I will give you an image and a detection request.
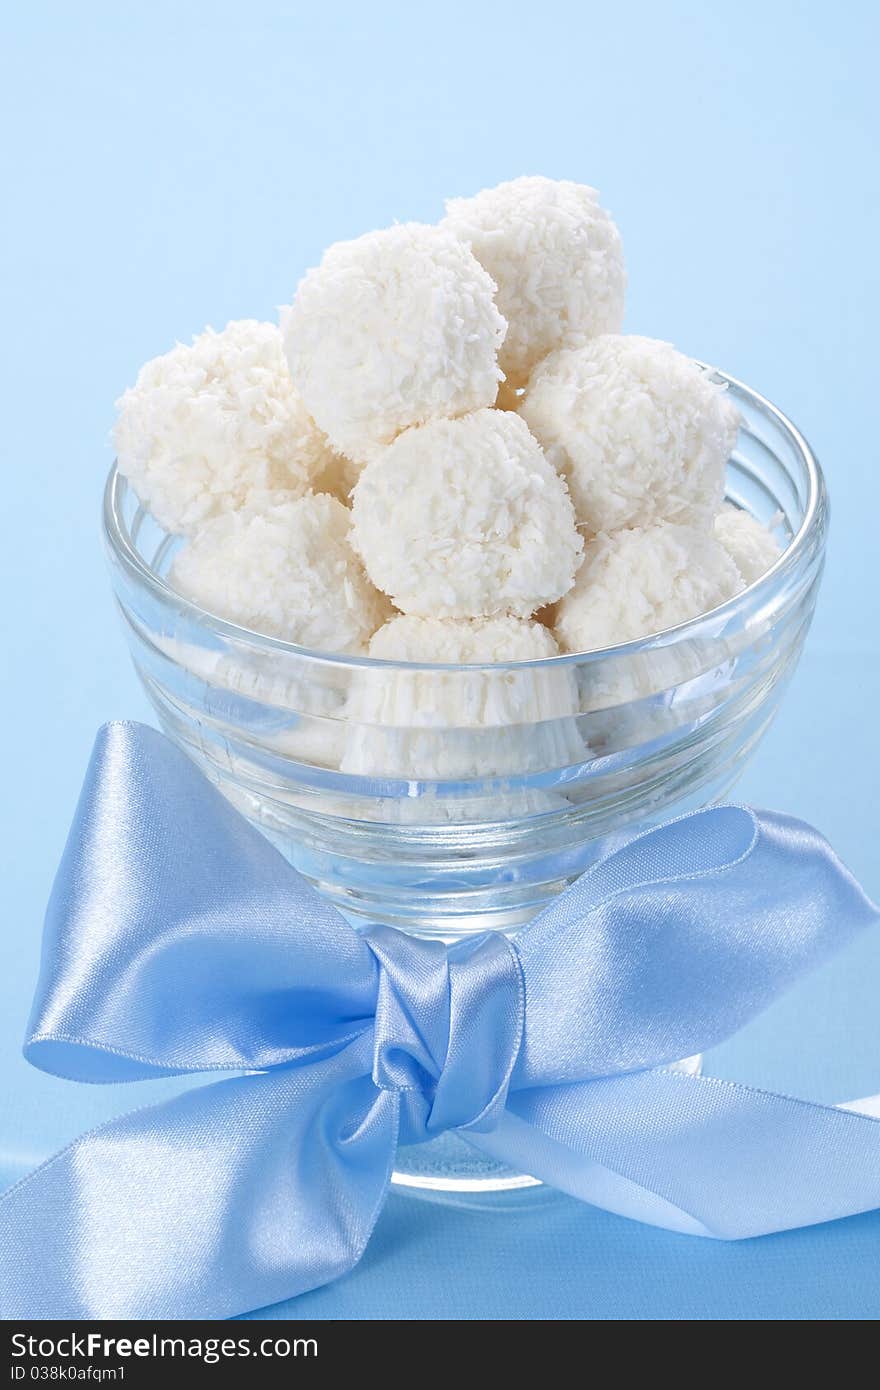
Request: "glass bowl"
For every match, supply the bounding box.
[103,365,826,1195]
[103,366,826,942]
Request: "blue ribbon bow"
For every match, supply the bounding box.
[1,721,879,1320]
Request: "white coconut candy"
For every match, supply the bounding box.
[367,613,560,664]
[520,335,740,534]
[170,492,391,652]
[442,176,626,388]
[341,614,586,781]
[350,409,583,619]
[150,635,348,770]
[555,521,745,654]
[114,319,340,535]
[281,223,506,464]
[714,502,782,585]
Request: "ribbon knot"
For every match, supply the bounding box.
[1,722,878,1322]
[364,925,524,1141]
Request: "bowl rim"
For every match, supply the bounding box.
[102,364,827,674]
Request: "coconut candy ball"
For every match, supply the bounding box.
[367,613,559,663]
[555,521,744,654]
[442,176,626,388]
[715,502,782,585]
[520,335,740,535]
[150,634,349,770]
[350,409,583,619]
[342,615,585,779]
[281,223,506,464]
[171,492,391,652]
[113,320,341,535]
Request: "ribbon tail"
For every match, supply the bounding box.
[469,1068,880,1239]
[0,1039,397,1320]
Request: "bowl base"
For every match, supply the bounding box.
[391,1052,702,1199]
[391,1131,541,1196]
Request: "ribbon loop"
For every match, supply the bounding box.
[364,925,524,1141]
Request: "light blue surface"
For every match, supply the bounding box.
[1,0,879,1320]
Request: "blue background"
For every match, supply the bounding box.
[2,0,879,1320]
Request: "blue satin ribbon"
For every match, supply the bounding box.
[1,721,878,1320]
